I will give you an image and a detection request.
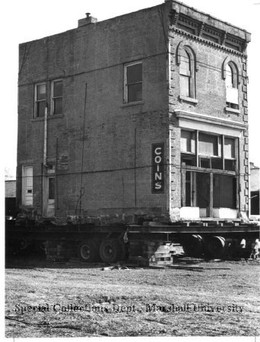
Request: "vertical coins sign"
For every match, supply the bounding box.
[152,143,164,193]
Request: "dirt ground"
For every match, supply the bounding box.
[5,257,260,338]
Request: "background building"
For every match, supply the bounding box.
[17,0,251,223]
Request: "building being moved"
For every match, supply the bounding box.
[17,0,251,223]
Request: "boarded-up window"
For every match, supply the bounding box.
[199,133,219,157]
[224,137,236,171]
[224,138,235,159]
[22,166,33,206]
[226,87,238,105]
[226,63,238,106]
[181,130,195,153]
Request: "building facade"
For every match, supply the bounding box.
[17,0,251,223]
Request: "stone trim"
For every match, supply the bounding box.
[169,6,249,54]
[174,110,247,131]
[225,107,240,115]
[170,28,246,57]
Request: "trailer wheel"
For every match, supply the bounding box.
[99,239,123,263]
[78,240,99,262]
[206,236,225,259]
[182,235,204,257]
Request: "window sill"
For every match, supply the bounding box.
[225,107,240,115]
[121,101,144,108]
[181,152,195,155]
[179,96,198,105]
[31,114,64,122]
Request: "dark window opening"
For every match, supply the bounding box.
[185,171,191,206]
[226,102,239,110]
[199,157,223,170]
[251,191,260,215]
[182,172,237,213]
[35,83,46,117]
[213,175,236,209]
[196,173,210,210]
[211,158,223,170]
[181,154,196,166]
[48,178,55,200]
[125,63,142,103]
[225,159,236,171]
[199,157,211,169]
[52,80,63,115]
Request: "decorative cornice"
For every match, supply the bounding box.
[169,28,246,57]
[169,9,249,55]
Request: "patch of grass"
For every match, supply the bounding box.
[5,261,260,337]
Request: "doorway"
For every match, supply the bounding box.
[43,176,55,217]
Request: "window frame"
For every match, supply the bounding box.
[177,45,197,101]
[34,82,47,118]
[22,165,33,206]
[180,130,237,172]
[198,133,220,158]
[51,79,63,115]
[222,59,240,112]
[180,50,192,98]
[124,61,143,104]
[181,130,196,154]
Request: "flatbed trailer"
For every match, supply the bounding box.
[6,219,260,262]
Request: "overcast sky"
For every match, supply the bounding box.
[1,0,260,179]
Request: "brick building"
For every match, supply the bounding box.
[17,0,251,223]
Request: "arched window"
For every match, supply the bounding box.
[226,63,238,89]
[222,59,239,110]
[177,45,196,99]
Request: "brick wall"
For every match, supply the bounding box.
[17,4,170,222]
[17,1,251,222]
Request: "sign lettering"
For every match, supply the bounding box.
[152,143,164,193]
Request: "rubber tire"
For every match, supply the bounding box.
[78,240,99,262]
[99,239,123,263]
[182,235,204,257]
[205,236,225,259]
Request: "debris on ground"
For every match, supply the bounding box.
[101,265,129,271]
